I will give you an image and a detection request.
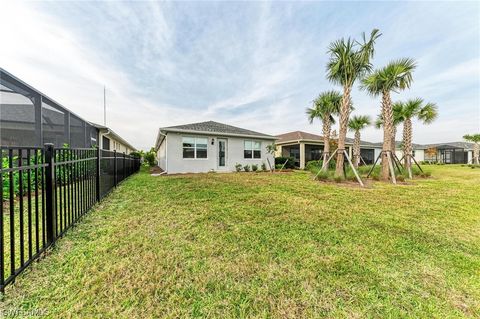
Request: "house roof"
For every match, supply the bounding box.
[276,131,470,151]
[367,141,427,150]
[275,131,376,147]
[90,122,137,151]
[422,142,474,150]
[156,121,276,149]
[161,121,275,137]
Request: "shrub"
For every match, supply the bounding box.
[243,165,250,172]
[251,164,258,172]
[261,162,267,171]
[235,163,242,172]
[274,157,296,169]
[315,170,330,181]
[396,175,405,182]
[305,160,321,171]
[307,159,336,171]
[144,148,157,167]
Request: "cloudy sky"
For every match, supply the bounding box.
[1,1,479,150]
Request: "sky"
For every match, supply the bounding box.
[1,1,479,150]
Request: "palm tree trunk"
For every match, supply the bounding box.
[353,130,360,168]
[335,86,351,177]
[403,118,413,172]
[322,116,331,167]
[474,142,479,165]
[391,125,397,159]
[381,90,393,180]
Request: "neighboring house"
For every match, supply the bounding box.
[155,121,276,174]
[374,141,426,164]
[275,131,432,168]
[275,131,383,169]
[422,142,474,164]
[91,123,137,154]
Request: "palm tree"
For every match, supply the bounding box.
[361,58,416,181]
[348,115,371,168]
[326,29,381,177]
[396,98,438,174]
[306,90,342,167]
[374,101,404,154]
[463,133,480,164]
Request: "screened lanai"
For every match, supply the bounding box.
[0,68,98,148]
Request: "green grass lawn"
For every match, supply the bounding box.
[3,165,480,318]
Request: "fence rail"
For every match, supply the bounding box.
[0,144,140,292]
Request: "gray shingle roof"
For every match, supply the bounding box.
[422,142,475,150]
[161,121,275,139]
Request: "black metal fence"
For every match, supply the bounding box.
[0,144,140,292]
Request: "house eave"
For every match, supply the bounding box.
[159,128,277,141]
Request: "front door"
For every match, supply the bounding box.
[218,139,227,168]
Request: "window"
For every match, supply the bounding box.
[102,136,110,150]
[183,137,208,159]
[244,140,261,159]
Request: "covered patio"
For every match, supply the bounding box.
[276,131,355,169]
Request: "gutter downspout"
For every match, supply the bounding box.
[98,128,111,150]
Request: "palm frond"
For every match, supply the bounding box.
[348,114,371,131]
[326,29,381,88]
[307,90,343,124]
[418,102,438,124]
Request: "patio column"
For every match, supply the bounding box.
[300,142,306,169]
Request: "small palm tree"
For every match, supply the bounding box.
[374,101,404,153]
[348,115,371,168]
[326,29,381,177]
[361,58,416,181]
[396,98,438,174]
[306,91,342,167]
[463,133,480,164]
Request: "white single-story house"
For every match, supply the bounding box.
[91,123,137,154]
[155,121,276,174]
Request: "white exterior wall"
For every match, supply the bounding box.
[413,149,425,162]
[99,133,133,154]
[394,149,425,163]
[158,138,167,171]
[162,132,275,174]
[374,148,382,162]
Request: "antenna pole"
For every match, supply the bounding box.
[103,86,106,126]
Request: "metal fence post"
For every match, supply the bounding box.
[113,150,117,187]
[123,152,126,180]
[96,147,101,202]
[44,143,56,244]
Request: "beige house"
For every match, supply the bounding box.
[91,123,137,154]
[275,131,382,169]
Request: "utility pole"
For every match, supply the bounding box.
[103,86,106,126]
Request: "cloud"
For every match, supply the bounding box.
[1,1,479,150]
